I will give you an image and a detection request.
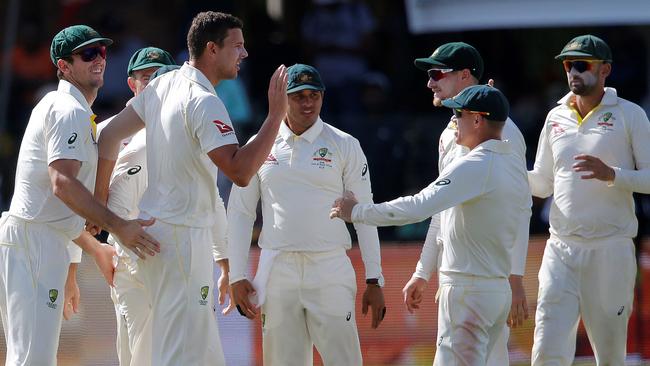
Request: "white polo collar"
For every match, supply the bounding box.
[557,86,618,107]
[180,62,216,95]
[279,117,324,143]
[58,80,92,112]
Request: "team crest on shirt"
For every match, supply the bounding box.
[213,120,234,136]
[312,147,333,168]
[264,153,279,165]
[47,289,59,309]
[596,112,615,131]
[199,286,209,305]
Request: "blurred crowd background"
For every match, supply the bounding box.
[2,0,650,364]
[1,0,650,241]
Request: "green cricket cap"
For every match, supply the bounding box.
[127,47,176,76]
[414,42,484,80]
[286,64,325,94]
[50,25,113,65]
[442,84,509,122]
[555,34,612,62]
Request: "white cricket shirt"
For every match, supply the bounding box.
[529,87,650,240]
[227,118,382,283]
[130,63,238,227]
[353,139,530,278]
[8,80,98,240]
[105,129,228,260]
[415,117,532,279]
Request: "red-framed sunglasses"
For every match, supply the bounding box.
[453,108,490,118]
[562,59,603,73]
[427,68,454,81]
[72,45,107,62]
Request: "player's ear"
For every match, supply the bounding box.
[127,77,137,94]
[57,58,70,74]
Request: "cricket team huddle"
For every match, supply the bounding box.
[0,8,648,366]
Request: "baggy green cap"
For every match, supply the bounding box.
[286,64,326,94]
[50,25,113,65]
[555,34,612,62]
[442,85,509,122]
[414,42,484,80]
[127,47,176,76]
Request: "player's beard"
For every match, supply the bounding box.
[569,71,598,96]
[433,96,443,107]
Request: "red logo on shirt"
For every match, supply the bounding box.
[550,122,565,137]
[264,153,279,165]
[213,120,233,134]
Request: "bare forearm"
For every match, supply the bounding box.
[72,231,102,257]
[95,157,116,205]
[216,258,229,273]
[53,173,123,232]
[68,263,78,279]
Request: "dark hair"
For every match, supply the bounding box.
[187,11,243,60]
[56,56,73,80]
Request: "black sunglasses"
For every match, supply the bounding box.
[427,68,454,81]
[72,45,107,62]
[562,59,603,73]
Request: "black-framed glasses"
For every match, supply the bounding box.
[427,68,454,81]
[562,59,603,73]
[72,45,107,62]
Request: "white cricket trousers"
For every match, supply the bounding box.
[0,214,70,366]
[261,249,362,366]
[486,325,509,366]
[133,219,225,366]
[532,236,636,366]
[110,249,150,366]
[434,272,511,366]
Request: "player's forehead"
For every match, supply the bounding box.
[132,67,158,79]
[223,28,244,45]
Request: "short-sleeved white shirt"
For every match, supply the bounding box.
[8,80,98,240]
[130,62,238,227]
[106,130,147,221]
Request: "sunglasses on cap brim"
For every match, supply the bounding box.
[427,68,454,81]
[71,45,107,62]
[562,59,603,73]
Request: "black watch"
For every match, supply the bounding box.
[366,276,385,287]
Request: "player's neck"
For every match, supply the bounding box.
[67,78,98,106]
[573,89,605,118]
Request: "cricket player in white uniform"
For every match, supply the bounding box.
[228,64,386,366]
[0,25,159,366]
[97,47,176,366]
[529,34,650,366]
[96,12,288,366]
[402,42,532,365]
[332,85,530,366]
